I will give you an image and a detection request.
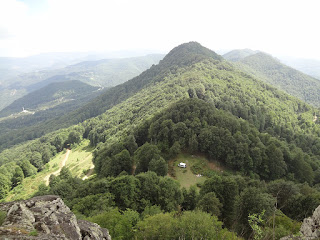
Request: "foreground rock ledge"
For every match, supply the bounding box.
[0,195,111,240]
[281,205,320,240]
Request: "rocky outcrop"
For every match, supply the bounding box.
[281,205,320,240]
[0,195,111,240]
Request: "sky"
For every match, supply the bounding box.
[0,0,320,59]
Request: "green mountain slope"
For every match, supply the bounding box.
[0,43,221,150]
[0,81,104,138]
[0,80,99,118]
[1,41,319,174]
[224,50,320,107]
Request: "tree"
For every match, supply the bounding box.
[148,157,168,176]
[182,185,198,211]
[19,160,37,177]
[88,208,137,240]
[30,152,43,170]
[134,143,161,174]
[0,174,11,199]
[235,187,275,236]
[136,213,179,240]
[124,135,138,155]
[197,192,222,216]
[11,166,24,187]
[158,177,183,212]
[110,175,140,210]
[67,131,82,145]
[111,149,133,176]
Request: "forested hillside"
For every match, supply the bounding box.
[0,54,163,111]
[0,80,99,118]
[1,42,320,239]
[224,51,320,107]
[0,81,104,138]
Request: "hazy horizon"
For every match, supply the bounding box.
[1,0,320,60]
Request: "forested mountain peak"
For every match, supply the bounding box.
[223,48,260,61]
[160,41,223,67]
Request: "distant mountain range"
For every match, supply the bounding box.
[279,56,320,80]
[0,54,164,111]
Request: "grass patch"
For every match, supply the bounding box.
[169,153,227,189]
[66,140,94,178]
[29,229,38,236]
[170,153,208,189]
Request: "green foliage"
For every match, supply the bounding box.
[148,157,168,176]
[141,205,163,218]
[181,185,198,211]
[248,210,265,240]
[136,211,241,240]
[197,192,223,216]
[134,143,161,174]
[11,166,24,188]
[88,208,139,240]
[0,210,6,226]
[28,229,38,236]
[0,174,11,199]
[235,187,275,236]
[263,210,301,240]
[71,193,115,217]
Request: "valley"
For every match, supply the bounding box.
[1,42,320,239]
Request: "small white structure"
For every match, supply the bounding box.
[178,162,186,168]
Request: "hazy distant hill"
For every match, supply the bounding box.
[224,50,320,107]
[25,54,165,92]
[0,80,103,137]
[279,56,320,80]
[0,80,99,118]
[0,54,164,111]
[222,49,259,62]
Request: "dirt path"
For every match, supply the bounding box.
[44,149,71,186]
[82,164,95,180]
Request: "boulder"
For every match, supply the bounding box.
[0,195,111,240]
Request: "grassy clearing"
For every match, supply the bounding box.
[66,140,94,178]
[4,140,94,201]
[169,153,213,189]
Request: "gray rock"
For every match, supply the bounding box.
[281,205,320,240]
[0,195,111,240]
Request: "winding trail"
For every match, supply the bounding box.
[82,164,95,180]
[44,149,71,186]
